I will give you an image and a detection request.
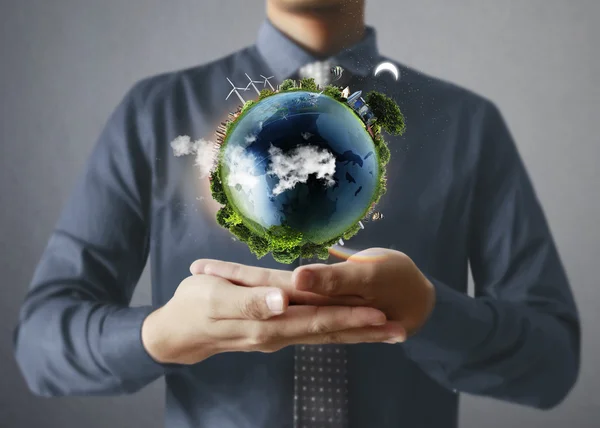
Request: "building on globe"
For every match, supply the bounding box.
[346,91,377,126]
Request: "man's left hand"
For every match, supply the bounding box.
[292,248,436,338]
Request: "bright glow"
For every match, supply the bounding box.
[373,62,400,80]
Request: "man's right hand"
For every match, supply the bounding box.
[141,273,405,365]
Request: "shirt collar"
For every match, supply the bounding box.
[255,18,380,82]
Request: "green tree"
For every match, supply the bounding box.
[365,91,406,136]
[300,243,321,258]
[216,206,233,228]
[272,247,302,264]
[279,79,296,91]
[240,99,256,114]
[258,89,275,100]
[210,173,228,205]
[299,77,318,92]
[323,85,342,101]
[248,235,270,258]
[377,142,391,166]
[314,246,330,260]
[267,225,304,252]
[230,223,252,242]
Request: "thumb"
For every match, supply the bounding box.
[234,286,289,320]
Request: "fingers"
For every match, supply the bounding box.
[191,259,293,290]
[199,276,289,320]
[190,259,364,306]
[287,323,406,347]
[292,260,377,297]
[215,305,406,351]
[214,304,390,344]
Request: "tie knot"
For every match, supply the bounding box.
[298,61,334,87]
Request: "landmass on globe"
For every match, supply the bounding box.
[202,76,404,264]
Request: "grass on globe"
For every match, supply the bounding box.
[210,77,405,264]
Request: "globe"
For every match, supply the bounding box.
[219,90,380,245]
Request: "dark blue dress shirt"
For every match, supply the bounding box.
[13,19,580,428]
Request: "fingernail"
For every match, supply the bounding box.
[190,261,201,274]
[384,337,404,344]
[371,320,387,326]
[266,291,284,314]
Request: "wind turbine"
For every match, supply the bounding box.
[244,73,263,95]
[225,77,247,105]
[260,75,275,91]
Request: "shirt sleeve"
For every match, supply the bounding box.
[402,100,581,410]
[13,80,167,396]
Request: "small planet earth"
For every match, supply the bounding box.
[220,90,380,244]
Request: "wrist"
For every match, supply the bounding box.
[411,274,436,335]
[141,307,173,364]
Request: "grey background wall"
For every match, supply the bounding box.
[1,0,598,427]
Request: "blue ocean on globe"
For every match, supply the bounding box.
[220,90,380,244]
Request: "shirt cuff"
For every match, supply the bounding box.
[402,276,495,362]
[101,306,167,388]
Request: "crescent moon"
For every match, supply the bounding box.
[373,62,400,80]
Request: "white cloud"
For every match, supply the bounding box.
[193,140,219,178]
[267,144,336,196]
[170,135,196,156]
[170,135,219,178]
[225,145,260,190]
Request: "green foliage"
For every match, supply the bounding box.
[210,174,228,205]
[266,225,304,252]
[365,91,406,136]
[315,246,330,260]
[230,223,252,242]
[299,77,318,91]
[371,123,382,136]
[279,79,297,91]
[216,206,232,227]
[324,237,341,247]
[248,235,270,258]
[377,141,391,166]
[323,85,342,100]
[272,247,302,264]
[225,120,236,135]
[300,243,321,258]
[377,174,388,200]
[342,222,361,240]
[240,100,256,114]
[224,209,243,227]
[258,89,275,100]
